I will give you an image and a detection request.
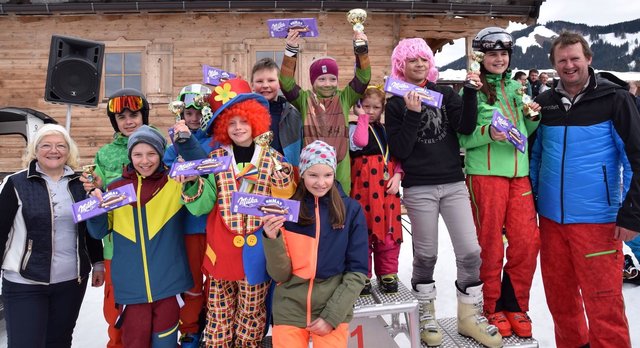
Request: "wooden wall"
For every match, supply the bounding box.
[0,11,511,172]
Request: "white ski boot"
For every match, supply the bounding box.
[413,282,443,347]
[456,282,503,348]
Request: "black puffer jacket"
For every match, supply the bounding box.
[0,160,103,283]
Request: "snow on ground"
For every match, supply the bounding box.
[1,216,639,347]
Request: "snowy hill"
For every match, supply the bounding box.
[441,18,640,71]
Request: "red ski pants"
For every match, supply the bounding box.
[539,217,631,348]
[368,233,401,278]
[467,175,540,313]
[120,296,180,348]
[103,260,123,348]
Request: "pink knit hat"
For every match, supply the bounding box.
[309,57,339,85]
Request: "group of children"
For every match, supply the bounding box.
[81,25,543,348]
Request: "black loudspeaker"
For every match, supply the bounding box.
[44,35,105,107]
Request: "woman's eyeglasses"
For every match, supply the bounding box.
[39,143,68,152]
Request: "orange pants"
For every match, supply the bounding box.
[539,217,631,348]
[272,323,349,348]
[104,260,123,348]
[467,175,540,313]
[180,234,208,335]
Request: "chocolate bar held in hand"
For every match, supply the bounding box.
[231,192,300,223]
[169,156,232,178]
[384,77,443,109]
[72,183,137,223]
[491,110,526,153]
[267,18,319,38]
[202,65,236,86]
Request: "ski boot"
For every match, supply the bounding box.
[485,311,512,337]
[504,311,532,338]
[413,282,443,347]
[456,281,503,348]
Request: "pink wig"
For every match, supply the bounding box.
[391,38,439,82]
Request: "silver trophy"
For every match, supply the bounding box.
[168,101,190,144]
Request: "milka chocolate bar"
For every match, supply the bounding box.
[267,18,319,38]
[72,183,136,223]
[491,110,526,153]
[169,156,232,178]
[231,192,300,223]
[384,77,443,109]
[202,65,236,86]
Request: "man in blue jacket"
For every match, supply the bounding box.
[531,31,640,348]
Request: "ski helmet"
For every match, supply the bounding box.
[472,27,513,53]
[106,88,149,133]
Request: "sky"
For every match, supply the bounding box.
[436,0,640,67]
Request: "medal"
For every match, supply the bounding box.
[233,235,245,248]
[369,124,391,181]
[246,234,258,247]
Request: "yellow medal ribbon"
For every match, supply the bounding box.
[368,123,390,180]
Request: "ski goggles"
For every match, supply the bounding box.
[107,95,144,114]
[477,32,513,50]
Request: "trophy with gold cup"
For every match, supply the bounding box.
[168,100,191,144]
[82,164,97,186]
[254,131,291,175]
[464,51,485,89]
[519,88,540,120]
[347,8,368,54]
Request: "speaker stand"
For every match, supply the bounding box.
[65,104,72,131]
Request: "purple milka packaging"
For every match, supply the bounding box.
[202,65,236,86]
[167,127,175,145]
[72,183,136,223]
[383,77,443,109]
[267,18,319,38]
[231,192,300,223]
[491,110,526,153]
[169,156,232,178]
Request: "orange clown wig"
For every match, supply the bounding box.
[212,99,271,146]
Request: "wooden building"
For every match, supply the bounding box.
[0,0,544,172]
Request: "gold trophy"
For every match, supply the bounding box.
[254,131,290,174]
[82,164,97,185]
[347,8,368,54]
[168,100,190,144]
[192,94,210,109]
[464,51,485,89]
[516,87,539,119]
